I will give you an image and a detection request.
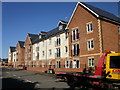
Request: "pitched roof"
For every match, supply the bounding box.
[58,20,68,26]
[81,2,120,23]
[10,46,16,52]
[67,2,120,28]
[33,25,68,44]
[28,33,39,43]
[18,41,25,48]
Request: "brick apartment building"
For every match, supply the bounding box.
[8,46,16,66]
[8,2,120,72]
[66,2,120,72]
[24,33,39,68]
[28,20,69,72]
[15,41,25,68]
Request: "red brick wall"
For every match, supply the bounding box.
[24,35,33,66]
[68,4,100,57]
[101,20,119,52]
[16,43,25,66]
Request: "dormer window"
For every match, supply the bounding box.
[39,35,42,39]
[59,25,63,30]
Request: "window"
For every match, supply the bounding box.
[72,60,80,68]
[87,23,93,32]
[36,46,39,51]
[110,56,120,69]
[65,32,68,39]
[65,60,70,68]
[65,46,68,53]
[55,36,61,46]
[28,46,31,52]
[72,28,79,41]
[72,44,79,56]
[42,62,44,67]
[55,48,60,58]
[28,54,31,60]
[87,39,94,50]
[88,58,94,67]
[49,39,52,44]
[36,62,40,67]
[59,25,63,30]
[56,61,61,68]
[42,51,44,56]
[33,62,36,67]
[29,62,32,67]
[49,49,52,55]
[36,52,39,60]
[48,61,52,65]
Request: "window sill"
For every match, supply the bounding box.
[88,66,94,67]
[72,55,80,57]
[55,44,61,47]
[72,39,79,42]
[88,48,94,51]
[87,31,93,34]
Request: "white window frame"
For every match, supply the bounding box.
[72,60,80,68]
[42,62,44,67]
[65,32,68,39]
[49,39,52,44]
[56,61,60,68]
[42,51,44,57]
[59,25,63,30]
[72,44,79,56]
[65,60,70,68]
[88,58,94,67]
[55,36,61,46]
[36,61,40,67]
[55,48,60,58]
[86,22,93,33]
[65,46,68,53]
[87,39,94,50]
[29,62,32,67]
[72,28,79,41]
[48,60,52,65]
[49,49,52,55]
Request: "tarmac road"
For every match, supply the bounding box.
[1,67,70,90]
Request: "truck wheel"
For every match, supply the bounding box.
[67,77,75,89]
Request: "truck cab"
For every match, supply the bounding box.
[106,53,120,80]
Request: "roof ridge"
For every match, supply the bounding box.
[82,2,118,17]
[80,2,120,23]
[28,33,39,36]
[18,40,25,42]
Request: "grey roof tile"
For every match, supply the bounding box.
[10,47,16,52]
[18,41,25,48]
[28,33,39,43]
[33,27,67,44]
[82,2,120,23]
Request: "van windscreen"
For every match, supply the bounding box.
[110,56,120,69]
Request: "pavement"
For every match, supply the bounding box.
[1,67,70,90]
